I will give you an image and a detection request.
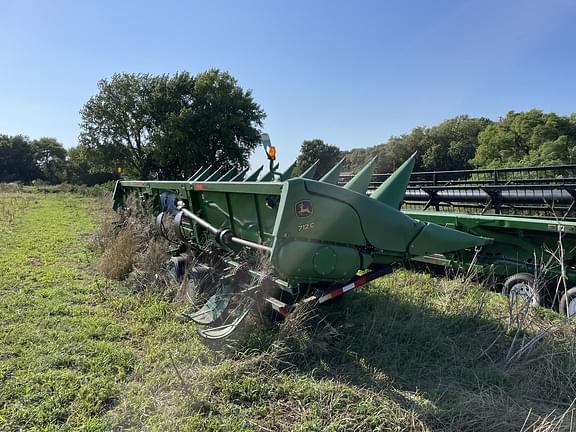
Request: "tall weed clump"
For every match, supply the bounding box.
[94,199,176,296]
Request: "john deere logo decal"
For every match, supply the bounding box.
[295,200,313,217]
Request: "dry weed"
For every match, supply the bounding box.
[98,226,139,280]
[274,302,340,364]
[0,195,23,225]
[97,196,174,292]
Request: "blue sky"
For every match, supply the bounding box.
[1,0,576,170]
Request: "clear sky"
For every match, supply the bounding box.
[1,0,576,170]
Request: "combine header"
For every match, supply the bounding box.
[340,164,576,316]
[112,136,489,338]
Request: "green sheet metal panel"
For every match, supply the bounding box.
[269,177,489,282]
[254,194,280,244]
[227,193,265,243]
[191,181,282,195]
[200,191,231,232]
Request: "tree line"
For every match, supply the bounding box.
[1,69,265,184]
[0,135,118,184]
[294,110,576,177]
[3,66,576,185]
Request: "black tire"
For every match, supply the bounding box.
[502,272,541,306]
[559,287,576,317]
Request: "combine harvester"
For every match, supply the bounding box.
[112,135,490,339]
[339,162,576,316]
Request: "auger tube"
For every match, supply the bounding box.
[179,208,272,253]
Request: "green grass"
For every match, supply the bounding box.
[0,192,575,431]
[0,193,208,430]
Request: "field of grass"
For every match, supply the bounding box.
[0,191,575,431]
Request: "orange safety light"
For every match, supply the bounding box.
[266,145,277,161]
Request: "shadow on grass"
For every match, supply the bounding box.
[318,288,508,392]
[294,289,508,422]
[234,273,576,429]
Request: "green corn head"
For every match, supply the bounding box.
[113,146,490,338]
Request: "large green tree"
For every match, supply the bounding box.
[293,139,342,178]
[471,110,576,168]
[79,69,266,179]
[79,73,156,177]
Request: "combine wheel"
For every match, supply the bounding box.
[559,287,576,318]
[502,273,541,306]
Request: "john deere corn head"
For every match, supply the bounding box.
[112,138,489,339]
